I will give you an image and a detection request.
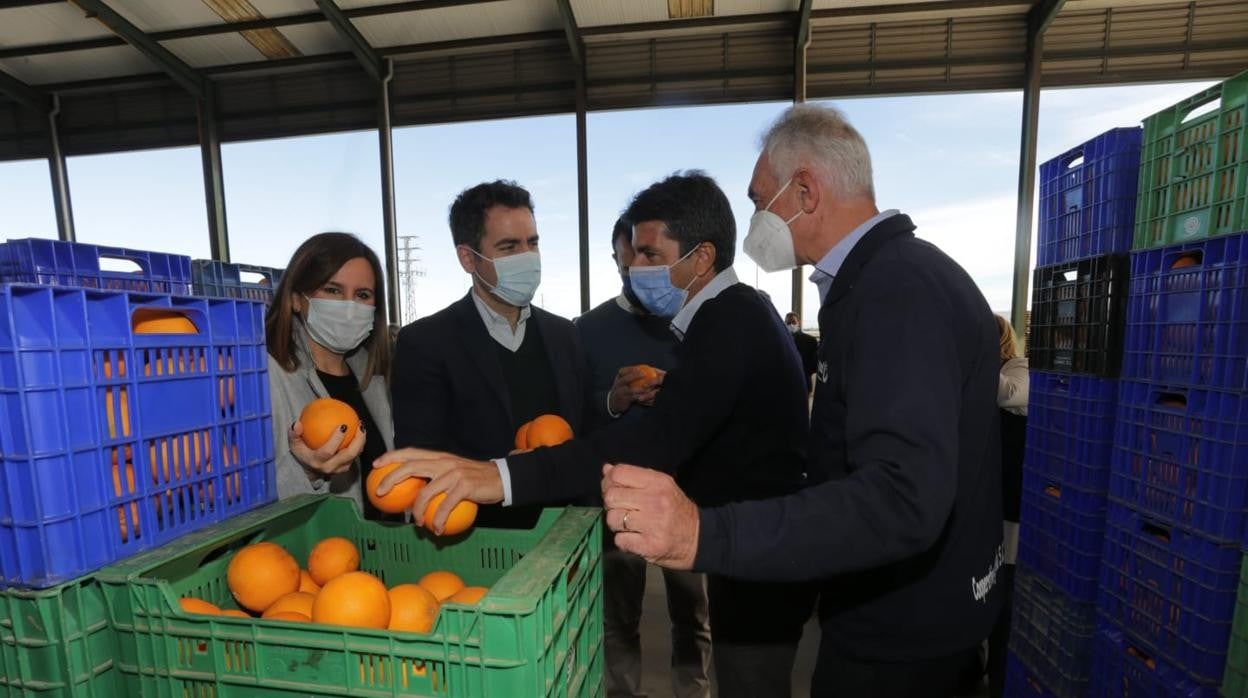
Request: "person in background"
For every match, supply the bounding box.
[785,311,819,394]
[988,314,1028,698]
[265,232,395,520]
[597,104,1003,697]
[389,180,587,527]
[577,216,712,698]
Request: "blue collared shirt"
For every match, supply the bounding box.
[809,209,900,303]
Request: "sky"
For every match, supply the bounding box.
[0,80,1216,328]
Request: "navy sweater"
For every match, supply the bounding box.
[694,214,1004,662]
[574,296,679,433]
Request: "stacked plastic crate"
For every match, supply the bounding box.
[191,259,284,304]
[1091,71,1248,697]
[1008,126,1141,698]
[0,239,276,696]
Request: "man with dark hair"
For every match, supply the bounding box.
[376,171,815,697]
[784,312,819,394]
[576,216,711,698]
[389,180,587,527]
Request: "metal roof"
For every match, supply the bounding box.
[0,0,1246,162]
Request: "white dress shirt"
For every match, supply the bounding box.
[471,287,531,352]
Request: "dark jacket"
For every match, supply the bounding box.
[694,213,1005,662]
[391,292,588,459]
[507,282,810,510]
[792,329,819,392]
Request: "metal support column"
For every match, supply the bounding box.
[791,0,813,321]
[198,87,229,262]
[1011,0,1065,339]
[378,60,401,327]
[576,67,590,313]
[47,94,74,241]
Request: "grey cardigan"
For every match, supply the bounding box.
[267,324,395,504]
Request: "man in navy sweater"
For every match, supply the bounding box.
[377,172,815,697]
[577,216,711,698]
[598,104,1004,697]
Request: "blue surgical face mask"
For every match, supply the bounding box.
[627,247,699,318]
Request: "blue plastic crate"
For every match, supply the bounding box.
[1097,502,1240,684]
[1009,565,1097,697]
[191,260,283,303]
[0,239,192,295]
[1024,372,1117,491]
[1017,471,1108,603]
[1121,233,1248,391]
[1109,381,1248,544]
[0,285,276,589]
[1038,127,1143,267]
[1007,652,1057,697]
[1029,254,1130,377]
[1091,621,1216,697]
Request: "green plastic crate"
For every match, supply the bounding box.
[1223,553,1248,697]
[95,494,603,698]
[1135,69,1248,249]
[0,575,123,696]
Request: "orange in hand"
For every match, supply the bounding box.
[299,398,359,451]
[367,462,425,514]
[514,414,573,450]
[629,364,660,389]
[423,492,478,536]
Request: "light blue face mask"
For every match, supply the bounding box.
[627,247,699,318]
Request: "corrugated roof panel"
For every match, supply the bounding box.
[717,0,801,15]
[162,33,265,68]
[1108,5,1190,47]
[587,41,654,80]
[56,84,199,156]
[874,21,952,61]
[951,16,1026,57]
[0,102,52,161]
[279,22,350,55]
[111,0,229,32]
[0,4,113,48]
[570,0,668,28]
[1192,1,1248,42]
[350,0,562,48]
[0,46,157,86]
[725,31,793,71]
[249,0,321,16]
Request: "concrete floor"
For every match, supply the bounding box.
[632,565,990,698]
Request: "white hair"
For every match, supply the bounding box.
[760,104,875,200]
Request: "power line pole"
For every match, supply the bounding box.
[396,234,425,325]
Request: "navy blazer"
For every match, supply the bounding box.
[391,292,588,460]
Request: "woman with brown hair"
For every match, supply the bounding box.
[266,232,395,519]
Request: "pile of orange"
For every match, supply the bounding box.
[365,462,478,537]
[179,536,489,635]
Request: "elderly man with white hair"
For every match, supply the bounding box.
[600,103,1005,697]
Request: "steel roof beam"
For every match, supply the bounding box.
[1028,0,1066,34]
[0,68,50,113]
[313,0,383,82]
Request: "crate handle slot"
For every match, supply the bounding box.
[1043,485,1061,500]
[1179,95,1222,125]
[130,307,202,335]
[1141,521,1171,543]
[1061,151,1085,170]
[1125,643,1157,671]
[1166,251,1203,270]
[98,254,148,275]
[239,270,274,286]
[1154,391,1187,409]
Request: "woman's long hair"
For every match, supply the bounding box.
[265,232,390,388]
